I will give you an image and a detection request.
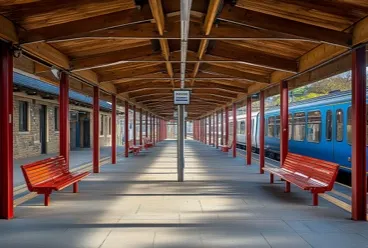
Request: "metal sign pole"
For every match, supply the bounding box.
[177,105,185,182]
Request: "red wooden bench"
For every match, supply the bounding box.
[262,153,339,206]
[143,137,153,149]
[21,156,90,206]
[128,140,141,155]
[219,138,233,152]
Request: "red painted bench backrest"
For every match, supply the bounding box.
[283,153,339,190]
[21,156,67,191]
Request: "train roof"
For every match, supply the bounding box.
[265,89,364,114]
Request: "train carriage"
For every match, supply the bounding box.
[232,90,368,173]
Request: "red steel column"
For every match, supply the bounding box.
[59,72,69,167]
[0,42,13,219]
[225,107,229,145]
[93,86,100,173]
[139,109,143,145]
[232,103,237,158]
[259,91,265,174]
[246,97,252,165]
[111,95,117,164]
[352,46,367,221]
[133,105,136,145]
[221,109,224,145]
[145,111,148,137]
[280,81,289,165]
[150,114,153,142]
[204,117,207,144]
[209,116,212,145]
[216,113,219,148]
[124,101,129,158]
[212,114,215,146]
[153,116,156,145]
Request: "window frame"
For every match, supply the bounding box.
[307,110,321,143]
[326,110,332,141]
[336,109,344,142]
[267,116,275,138]
[292,112,306,142]
[19,101,29,132]
[54,107,59,131]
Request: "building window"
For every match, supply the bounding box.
[293,112,305,141]
[100,115,104,136]
[336,109,343,142]
[19,101,29,132]
[275,115,280,138]
[54,107,59,131]
[267,116,275,137]
[108,117,112,135]
[326,110,332,141]
[288,114,292,140]
[307,111,321,143]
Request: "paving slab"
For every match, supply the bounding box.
[1,140,368,248]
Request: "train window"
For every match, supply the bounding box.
[347,107,352,144]
[288,114,292,140]
[326,110,332,141]
[275,115,280,138]
[307,111,321,143]
[264,118,268,136]
[336,109,343,142]
[293,112,305,141]
[267,116,275,137]
[239,121,245,134]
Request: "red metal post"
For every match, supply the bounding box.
[232,103,237,158]
[212,114,215,146]
[216,112,219,148]
[145,111,148,137]
[153,116,156,145]
[352,46,367,221]
[209,115,212,145]
[221,109,224,145]
[225,107,229,145]
[93,86,100,173]
[111,95,117,164]
[204,117,207,144]
[139,108,143,145]
[0,41,13,219]
[133,105,136,145]
[280,81,289,165]
[246,97,252,165]
[150,114,153,142]
[59,72,69,167]
[259,91,265,174]
[124,101,129,158]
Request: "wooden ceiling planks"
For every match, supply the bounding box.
[1,0,368,119]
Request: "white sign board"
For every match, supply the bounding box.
[174,90,190,105]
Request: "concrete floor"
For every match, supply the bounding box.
[2,140,368,248]
[13,146,124,186]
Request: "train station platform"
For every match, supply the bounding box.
[2,140,368,248]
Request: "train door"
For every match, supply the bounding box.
[332,104,350,167]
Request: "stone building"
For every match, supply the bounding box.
[13,72,126,159]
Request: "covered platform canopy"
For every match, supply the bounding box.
[0,0,368,221]
[0,0,367,118]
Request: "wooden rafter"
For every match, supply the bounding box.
[191,0,222,86]
[218,4,352,47]
[149,0,175,87]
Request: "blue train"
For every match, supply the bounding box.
[233,90,368,173]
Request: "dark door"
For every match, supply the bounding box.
[83,118,90,148]
[39,105,47,154]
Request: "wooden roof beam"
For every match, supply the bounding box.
[218,4,352,47]
[149,0,175,87]
[209,41,297,73]
[19,7,153,44]
[0,14,18,43]
[191,0,222,86]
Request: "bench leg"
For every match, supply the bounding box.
[285,181,290,193]
[73,182,79,193]
[312,193,319,206]
[270,174,274,184]
[44,193,50,206]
